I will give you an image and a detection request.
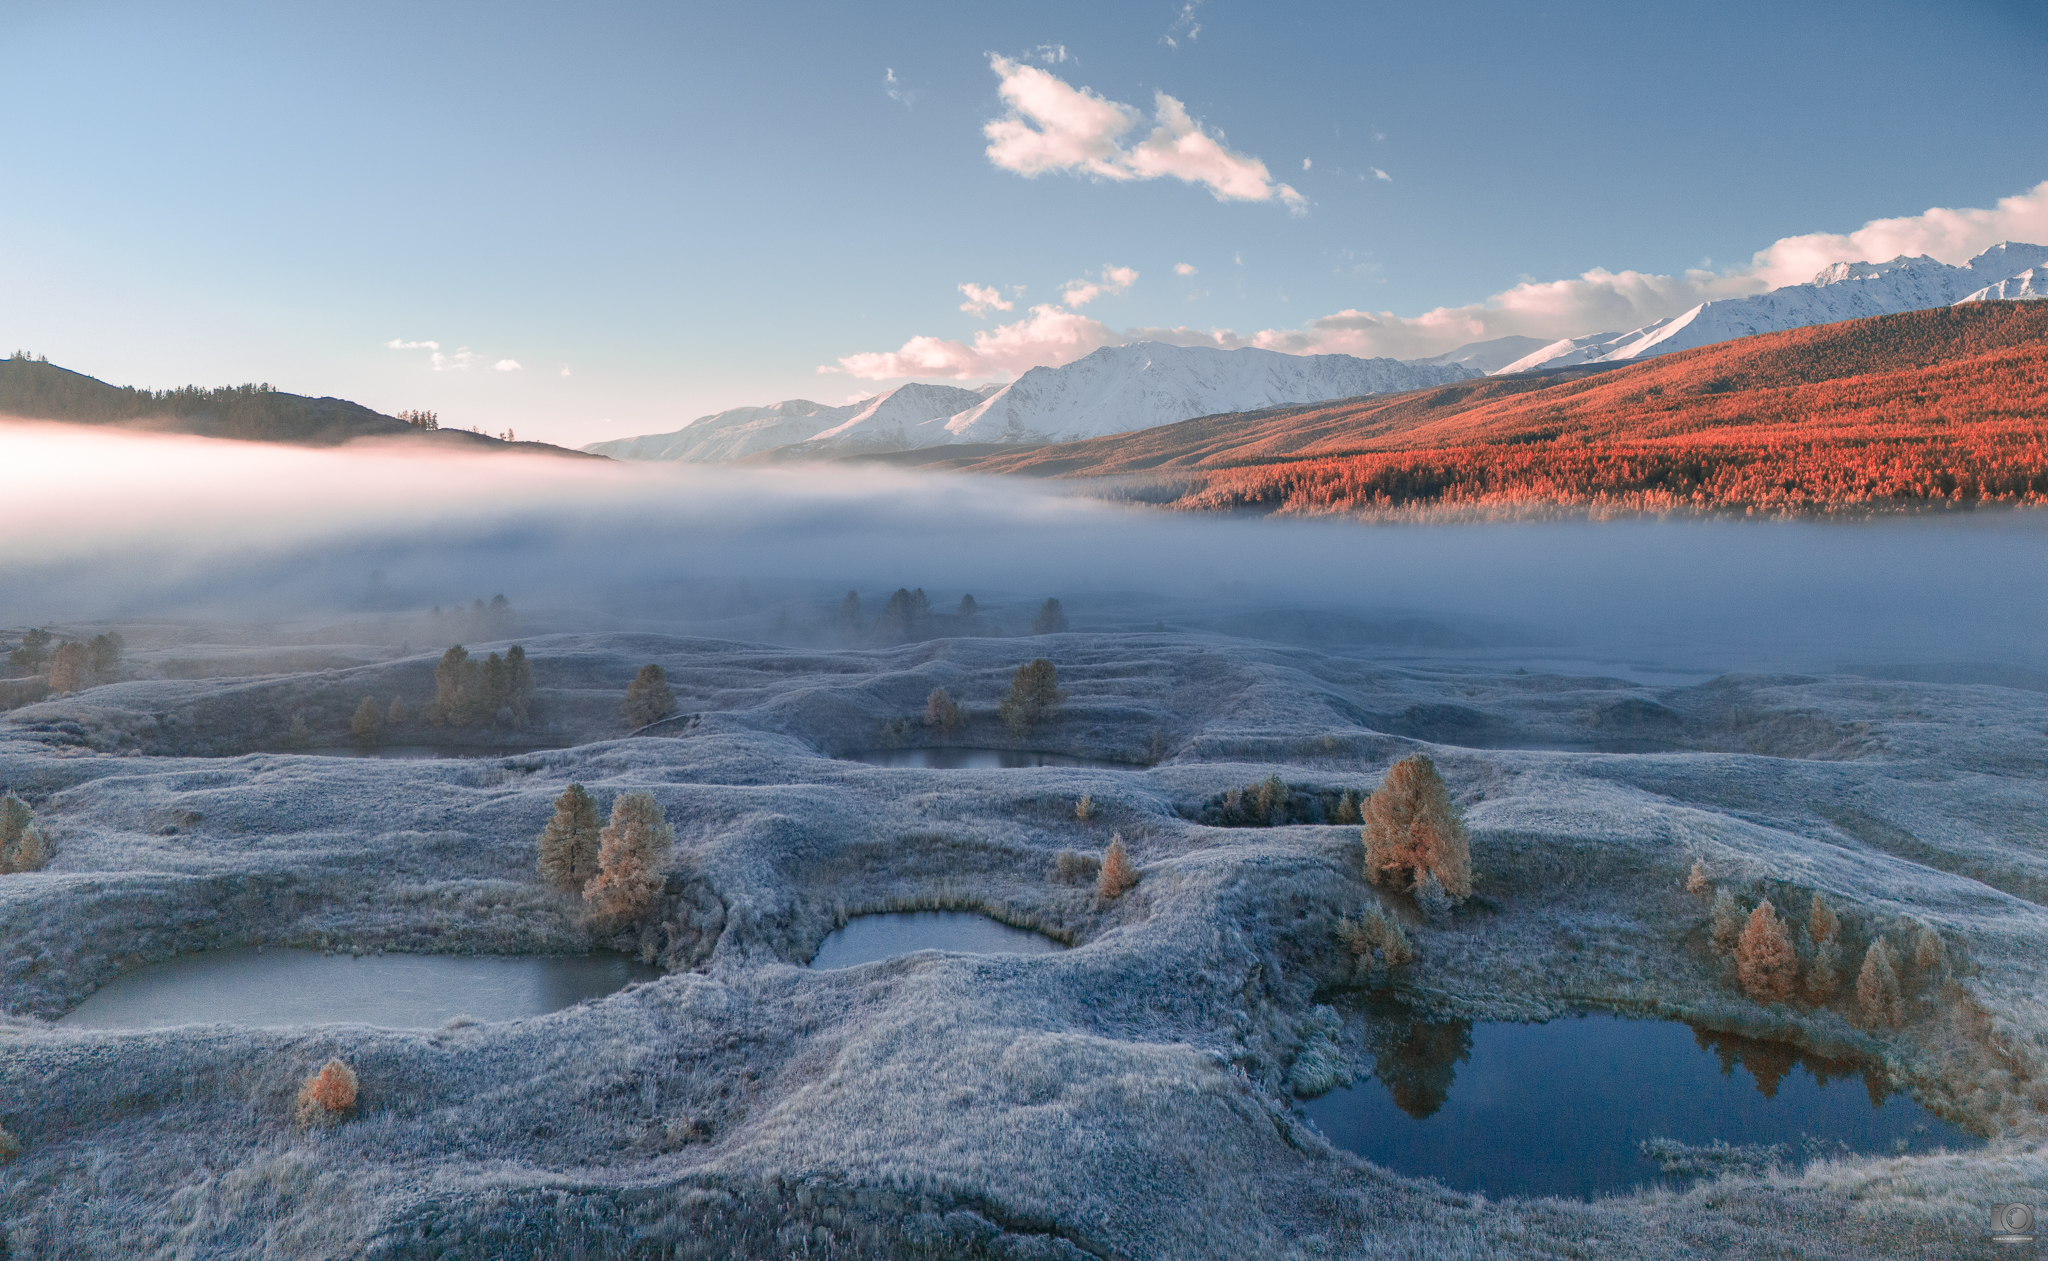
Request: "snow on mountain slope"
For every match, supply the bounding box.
[1415,335,1555,373]
[793,342,1477,454]
[801,383,1000,452]
[1960,268,2048,302]
[582,383,1002,462]
[1496,242,2048,374]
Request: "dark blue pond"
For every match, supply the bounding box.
[810,911,1066,969]
[1301,1007,1980,1200]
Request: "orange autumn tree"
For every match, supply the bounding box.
[1735,900,1798,1003]
[1363,755,1471,901]
[584,792,672,926]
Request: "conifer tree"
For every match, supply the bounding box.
[350,697,383,747]
[1735,899,1798,1002]
[505,644,534,724]
[1031,598,1069,635]
[622,663,676,727]
[387,695,409,727]
[998,659,1064,734]
[0,794,46,873]
[47,642,86,693]
[840,590,862,629]
[584,792,672,924]
[287,711,311,748]
[1710,888,1745,953]
[1807,934,1843,1001]
[924,686,960,732]
[1362,755,1471,901]
[1098,833,1136,899]
[957,594,978,617]
[1686,860,1710,895]
[431,646,472,725]
[537,783,603,892]
[480,652,510,723]
[1856,938,1905,1028]
[7,629,51,671]
[86,632,124,681]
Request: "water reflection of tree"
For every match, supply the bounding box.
[1690,1026,1883,1103]
[1371,1016,1474,1119]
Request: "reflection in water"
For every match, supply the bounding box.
[810,911,1066,969]
[843,748,1135,770]
[1301,1002,1978,1199]
[60,948,660,1029]
[1371,1015,1474,1119]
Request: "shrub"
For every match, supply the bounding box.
[350,697,383,747]
[0,795,48,874]
[924,687,960,732]
[1856,938,1905,1029]
[998,659,1064,735]
[1710,888,1745,953]
[1415,870,1453,923]
[1097,833,1136,900]
[1053,849,1100,885]
[622,663,676,728]
[1735,899,1798,1003]
[1686,860,1710,896]
[1362,755,1470,901]
[537,783,603,892]
[294,1059,359,1126]
[1031,598,1069,635]
[47,642,86,693]
[287,711,311,749]
[584,792,672,926]
[1075,795,1094,822]
[1340,906,1414,968]
[386,695,409,727]
[0,1121,19,1163]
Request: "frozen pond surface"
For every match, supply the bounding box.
[59,948,661,1030]
[810,911,1068,969]
[1301,1008,1981,1200]
[843,748,1137,770]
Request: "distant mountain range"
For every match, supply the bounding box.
[585,344,1480,463]
[932,302,2048,517]
[1496,242,2048,373]
[0,356,596,457]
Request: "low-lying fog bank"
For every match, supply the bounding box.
[4,422,2047,682]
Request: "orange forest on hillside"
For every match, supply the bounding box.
[1145,303,2048,518]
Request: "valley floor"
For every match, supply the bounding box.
[1,624,2044,1258]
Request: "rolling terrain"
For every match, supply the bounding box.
[933,303,2048,517]
[0,356,597,456]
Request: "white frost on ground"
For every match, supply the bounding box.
[1,624,2044,1258]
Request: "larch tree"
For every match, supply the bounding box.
[1031,598,1069,635]
[1362,755,1471,902]
[1735,899,1798,1003]
[957,594,978,617]
[924,687,960,732]
[47,642,87,693]
[350,697,384,747]
[1097,833,1136,900]
[1856,938,1905,1028]
[1,793,50,874]
[998,659,1065,735]
[622,663,676,727]
[1686,860,1710,896]
[387,695,410,727]
[505,644,534,724]
[86,631,124,681]
[537,783,603,892]
[584,792,672,925]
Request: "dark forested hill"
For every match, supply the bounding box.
[0,355,600,457]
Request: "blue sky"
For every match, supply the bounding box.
[5,0,2045,445]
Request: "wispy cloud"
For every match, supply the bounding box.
[1061,265,1137,308]
[1032,43,1068,64]
[494,359,522,372]
[1174,263,1198,276]
[1371,167,1391,182]
[1162,1,1201,48]
[957,283,1015,317]
[386,338,440,351]
[982,56,1303,211]
[884,68,918,108]
[388,338,528,374]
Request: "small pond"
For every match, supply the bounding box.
[1300,1005,1980,1200]
[60,948,661,1030]
[320,744,570,760]
[810,911,1067,969]
[843,748,1136,770]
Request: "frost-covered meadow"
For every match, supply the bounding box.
[2,608,2045,1258]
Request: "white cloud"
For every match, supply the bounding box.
[1163,1,1201,48]
[957,282,1015,317]
[982,56,1303,210]
[1371,167,1391,182]
[1302,158,1311,171]
[884,68,918,108]
[1174,262,1198,276]
[430,348,481,371]
[828,303,1120,380]
[1061,264,1138,308]
[560,367,572,377]
[494,359,522,372]
[1032,43,1068,64]
[386,338,440,351]
[830,181,2048,379]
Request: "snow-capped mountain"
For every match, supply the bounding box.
[1960,268,2048,303]
[1414,335,1555,373]
[589,343,1477,462]
[785,342,1477,455]
[1497,242,2048,374]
